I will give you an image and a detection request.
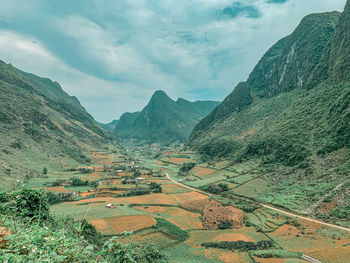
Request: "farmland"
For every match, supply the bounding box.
[22,147,350,263]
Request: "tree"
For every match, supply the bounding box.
[43,167,48,175]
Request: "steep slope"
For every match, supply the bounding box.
[189,11,345,163]
[0,60,120,187]
[191,11,340,137]
[101,119,119,131]
[188,5,350,223]
[115,90,219,145]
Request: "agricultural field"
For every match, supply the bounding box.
[23,148,350,263]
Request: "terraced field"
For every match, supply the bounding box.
[24,149,350,263]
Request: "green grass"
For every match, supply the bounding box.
[51,202,143,220]
[153,218,189,242]
[251,250,302,259]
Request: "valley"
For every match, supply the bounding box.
[21,147,350,263]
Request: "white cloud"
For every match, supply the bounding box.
[0,0,346,123]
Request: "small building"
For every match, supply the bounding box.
[61,180,73,186]
[136,177,144,182]
[106,203,115,209]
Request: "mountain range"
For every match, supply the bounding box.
[114,90,219,145]
[0,60,121,188]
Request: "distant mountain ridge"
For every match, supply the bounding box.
[0,60,121,187]
[101,119,119,131]
[115,90,219,145]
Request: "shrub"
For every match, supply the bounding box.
[150,182,162,193]
[201,240,274,251]
[218,220,233,229]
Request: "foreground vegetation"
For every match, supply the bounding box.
[0,189,167,262]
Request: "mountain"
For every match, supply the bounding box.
[115,90,219,145]
[101,119,119,131]
[189,4,350,221]
[190,11,346,163]
[0,60,121,187]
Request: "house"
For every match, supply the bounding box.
[136,177,144,182]
[60,180,73,186]
[106,203,115,209]
[117,169,123,173]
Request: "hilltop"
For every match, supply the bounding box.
[115,90,219,146]
[0,60,122,189]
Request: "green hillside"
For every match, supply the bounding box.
[115,90,219,146]
[0,60,121,189]
[189,4,350,220]
[100,119,119,131]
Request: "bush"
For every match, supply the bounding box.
[46,192,61,205]
[0,189,50,220]
[178,162,196,175]
[125,187,151,196]
[154,218,189,242]
[218,220,233,229]
[201,240,274,251]
[150,182,162,193]
[0,189,168,262]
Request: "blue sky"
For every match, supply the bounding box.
[0,0,346,122]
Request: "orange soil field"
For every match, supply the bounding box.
[105,215,156,234]
[270,224,350,262]
[202,249,248,263]
[116,193,178,205]
[170,191,208,203]
[79,190,96,197]
[191,166,217,177]
[165,207,202,230]
[134,206,168,214]
[133,205,202,230]
[44,186,68,193]
[161,183,191,194]
[166,157,189,164]
[89,219,113,235]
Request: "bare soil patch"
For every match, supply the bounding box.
[191,166,217,177]
[170,191,207,203]
[89,219,112,235]
[105,215,156,234]
[44,186,68,193]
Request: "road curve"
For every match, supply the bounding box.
[165,173,350,233]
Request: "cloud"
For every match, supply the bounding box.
[0,0,346,123]
[221,2,262,19]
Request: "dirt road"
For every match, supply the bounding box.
[165,173,350,233]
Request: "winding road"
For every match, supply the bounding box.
[165,173,350,233]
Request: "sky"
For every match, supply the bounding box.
[0,0,346,123]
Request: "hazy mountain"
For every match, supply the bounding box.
[115,90,219,145]
[0,60,121,186]
[101,119,119,131]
